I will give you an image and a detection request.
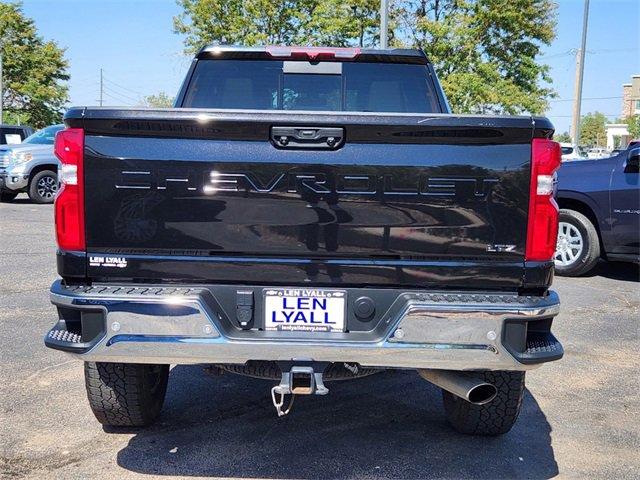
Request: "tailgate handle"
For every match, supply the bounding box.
[271,126,345,150]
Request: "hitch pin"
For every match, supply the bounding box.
[271,386,296,417]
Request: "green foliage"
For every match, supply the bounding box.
[173,0,380,52]
[625,115,640,139]
[305,0,380,47]
[173,0,299,51]
[174,0,557,115]
[141,92,175,108]
[394,0,557,114]
[579,112,607,147]
[554,131,571,143]
[0,2,69,128]
[2,109,26,125]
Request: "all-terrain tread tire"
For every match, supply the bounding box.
[84,362,169,427]
[442,371,525,436]
[555,209,600,277]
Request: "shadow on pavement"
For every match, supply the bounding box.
[4,197,34,204]
[116,366,558,479]
[583,260,639,282]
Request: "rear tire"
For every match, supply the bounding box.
[28,170,58,204]
[554,209,600,276]
[84,362,169,427]
[442,371,525,436]
[0,191,18,202]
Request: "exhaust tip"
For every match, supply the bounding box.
[468,383,498,405]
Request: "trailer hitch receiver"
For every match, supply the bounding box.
[270,364,329,417]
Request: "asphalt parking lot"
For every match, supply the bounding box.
[1,195,638,480]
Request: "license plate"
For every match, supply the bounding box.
[264,288,346,332]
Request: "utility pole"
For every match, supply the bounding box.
[380,0,389,49]
[570,0,590,146]
[99,68,103,107]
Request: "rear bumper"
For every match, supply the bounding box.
[46,280,562,371]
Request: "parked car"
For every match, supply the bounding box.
[555,146,639,275]
[560,142,586,161]
[45,46,563,436]
[0,124,64,203]
[586,147,610,159]
[0,124,33,145]
[611,140,640,156]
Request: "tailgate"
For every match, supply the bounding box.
[75,109,548,289]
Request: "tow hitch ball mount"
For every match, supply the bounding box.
[270,362,329,417]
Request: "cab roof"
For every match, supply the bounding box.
[196,45,429,65]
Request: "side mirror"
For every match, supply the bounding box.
[625,147,640,173]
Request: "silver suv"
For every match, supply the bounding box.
[0,124,64,203]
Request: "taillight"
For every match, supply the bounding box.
[525,138,561,261]
[265,46,360,60]
[54,128,85,251]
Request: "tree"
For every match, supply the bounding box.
[141,92,174,108]
[173,0,380,53]
[554,131,571,143]
[394,0,556,114]
[304,0,380,47]
[173,0,557,115]
[0,2,69,128]
[625,115,640,139]
[174,0,306,53]
[579,112,607,147]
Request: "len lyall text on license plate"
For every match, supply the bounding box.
[264,288,346,333]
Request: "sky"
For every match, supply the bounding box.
[20,0,640,134]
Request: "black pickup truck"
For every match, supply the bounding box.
[45,46,563,435]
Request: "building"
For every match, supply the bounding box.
[605,123,631,150]
[605,74,639,150]
[622,75,640,118]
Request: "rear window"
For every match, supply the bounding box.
[182,60,440,113]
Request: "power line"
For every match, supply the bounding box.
[97,68,145,106]
[550,95,623,103]
[102,91,135,106]
[103,77,145,96]
[541,47,637,61]
[540,49,575,59]
[551,113,620,118]
[102,84,139,103]
[589,47,638,54]
[102,92,132,104]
